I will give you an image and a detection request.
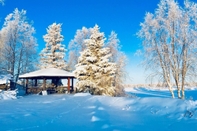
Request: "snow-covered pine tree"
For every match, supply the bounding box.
[39,23,67,70]
[74,25,116,96]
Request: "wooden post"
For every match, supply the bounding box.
[71,78,74,91]
[26,79,28,94]
[43,78,46,90]
[35,79,38,87]
[67,78,70,93]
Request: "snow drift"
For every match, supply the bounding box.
[0,90,197,131]
[0,89,17,100]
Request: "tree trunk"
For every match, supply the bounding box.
[155,39,174,98]
[181,44,187,99]
[181,80,185,99]
[15,48,23,83]
[168,84,175,98]
[175,78,181,98]
[166,74,175,98]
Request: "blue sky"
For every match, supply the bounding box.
[0,0,192,84]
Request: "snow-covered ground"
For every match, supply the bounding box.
[0,88,197,131]
[125,87,197,100]
[0,89,17,100]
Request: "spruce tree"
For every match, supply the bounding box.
[74,25,116,96]
[39,23,67,70]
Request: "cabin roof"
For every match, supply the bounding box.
[0,74,12,84]
[19,68,75,79]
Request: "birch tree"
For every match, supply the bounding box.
[138,0,197,99]
[138,12,175,98]
[0,31,5,73]
[74,25,116,96]
[39,23,67,70]
[106,31,127,96]
[0,8,37,82]
[179,1,197,99]
[68,27,92,71]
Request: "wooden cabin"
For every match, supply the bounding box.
[19,68,75,94]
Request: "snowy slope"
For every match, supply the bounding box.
[0,90,197,131]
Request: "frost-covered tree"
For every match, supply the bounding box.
[106,31,121,62]
[74,25,116,96]
[138,0,197,99]
[0,32,3,60]
[68,27,92,71]
[0,8,37,82]
[39,23,67,70]
[0,31,5,74]
[70,27,126,96]
[106,31,127,96]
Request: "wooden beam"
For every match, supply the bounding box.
[67,78,70,93]
[43,78,46,90]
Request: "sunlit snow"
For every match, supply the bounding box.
[0,88,197,131]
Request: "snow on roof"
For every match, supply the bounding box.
[0,74,13,84]
[19,68,75,79]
